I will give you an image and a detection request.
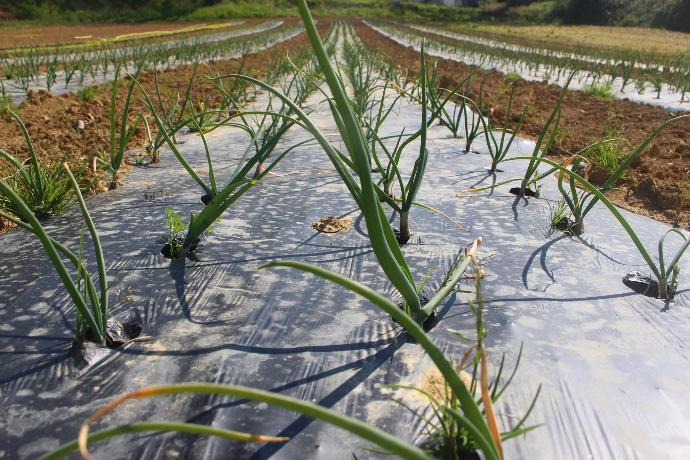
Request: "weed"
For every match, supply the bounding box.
[549,199,572,232]
[76,85,102,102]
[585,81,614,100]
[390,265,540,459]
[0,110,82,220]
[506,71,521,83]
[585,124,628,176]
[162,208,187,259]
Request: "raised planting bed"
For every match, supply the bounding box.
[1,52,690,459]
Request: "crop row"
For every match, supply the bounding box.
[0,20,302,102]
[1,3,688,458]
[369,21,690,109]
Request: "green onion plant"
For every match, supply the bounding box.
[548,115,688,235]
[483,83,525,173]
[0,163,108,345]
[516,73,574,197]
[101,64,143,188]
[224,0,478,331]
[389,265,540,459]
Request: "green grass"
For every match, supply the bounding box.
[76,86,103,102]
[585,81,614,100]
[586,124,627,175]
[0,95,15,117]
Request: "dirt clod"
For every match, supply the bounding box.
[311,216,352,233]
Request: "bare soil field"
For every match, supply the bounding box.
[356,21,690,229]
[0,18,256,49]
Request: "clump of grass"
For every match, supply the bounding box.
[505,71,521,83]
[0,110,81,220]
[548,198,571,232]
[0,83,15,118]
[76,85,102,102]
[585,124,628,176]
[161,208,187,259]
[585,81,614,100]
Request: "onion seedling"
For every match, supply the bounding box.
[361,45,437,245]
[460,79,487,153]
[549,115,688,236]
[139,74,308,259]
[360,46,460,244]
[516,73,574,197]
[652,76,663,99]
[102,64,143,188]
[0,163,108,345]
[425,63,474,140]
[243,98,300,179]
[262,238,504,460]
[483,83,525,173]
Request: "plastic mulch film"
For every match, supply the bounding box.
[1,84,689,460]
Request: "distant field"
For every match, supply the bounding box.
[0,19,244,49]
[450,23,690,56]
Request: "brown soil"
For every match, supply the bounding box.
[311,216,353,233]
[356,22,690,230]
[0,19,259,49]
[418,365,474,404]
[0,20,331,230]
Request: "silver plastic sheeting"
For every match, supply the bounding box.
[366,21,690,114]
[0,81,689,460]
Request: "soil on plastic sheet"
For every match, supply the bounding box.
[0,18,262,49]
[311,215,353,233]
[355,22,690,230]
[0,19,330,232]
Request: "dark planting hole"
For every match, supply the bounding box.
[72,311,144,368]
[393,228,422,246]
[160,236,200,260]
[105,311,144,347]
[419,437,481,460]
[509,187,538,197]
[396,295,437,332]
[623,271,673,299]
[551,216,578,234]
